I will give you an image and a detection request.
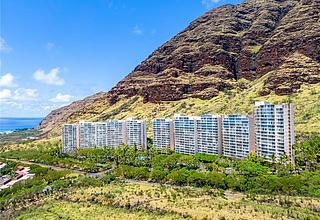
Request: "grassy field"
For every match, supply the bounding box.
[13,181,320,220]
[15,200,181,220]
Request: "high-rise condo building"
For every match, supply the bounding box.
[196,114,222,155]
[61,101,295,161]
[173,114,198,155]
[106,120,126,148]
[79,121,97,148]
[125,118,147,148]
[255,102,294,162]
[95,122,107,147]
[62,124,79,154]
[222,115,255,159]
[152,118,174,149]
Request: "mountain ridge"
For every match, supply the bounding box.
[38,0,320,137]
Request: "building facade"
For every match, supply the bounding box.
[222,115,255,159]
[79,121,97,149]
[125,118,147,148]
[152,118,174,149]
[61,101,295,162]
[95,122,107,147]
[255,102,294,162]
[196,114,222,155]
[173,114,198,155]
[106,120,126,148]
[62,124,79,154]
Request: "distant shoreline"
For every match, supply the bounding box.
[0,128,36,135]
[0,117,43,134]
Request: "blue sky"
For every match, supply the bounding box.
[0,0,243,117]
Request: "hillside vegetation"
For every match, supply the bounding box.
[47,75,320,137]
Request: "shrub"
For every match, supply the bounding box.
[150,166,168,182]
[187,171,207,187]
[115,165,149,180]
[206,172,226,189]
[166,168,190,186]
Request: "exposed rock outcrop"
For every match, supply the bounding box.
[38,0,320,136]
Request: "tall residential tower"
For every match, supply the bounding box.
[106,120,126,148]
[152,118,174,149]
[62,124,79,154]
[95,122,107,147]
[125,118,147,148]
[222,115,255,159]
[173,114,198,155]
[196,115,222,155]
[79,121,97,148]
[255,102,294,162]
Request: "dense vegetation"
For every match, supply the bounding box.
[0,160,119,216]
[0,161,69,211]
[1,135,319,199]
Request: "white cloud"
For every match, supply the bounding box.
[0,73,16,87]
[33,67,65,85]
[201,0,221,8]
[132,25,143,35]
[0,88,38,102]
[0,89,12,100]
[50,93,72,103]
[0,37,12,52]
[13,88,38,101]
[46,42,55,51]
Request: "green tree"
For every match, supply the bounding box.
[237,160,269,177]
[187,171,207,187]
[166,168,190,185]
[150,166,168,182]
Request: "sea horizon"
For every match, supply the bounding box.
[0,117,43,133]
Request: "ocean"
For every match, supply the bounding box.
[0,117,43,133]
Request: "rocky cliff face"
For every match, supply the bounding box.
[38,0,320,136]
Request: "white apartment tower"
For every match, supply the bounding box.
[255,102,294,162]
[152,118,174,149]
[125,118,147,148]
[79,121,97,148]
[62,124,79,154]
[106,120,126,148]
[173,114,198,155]
[222,115,255,159]
[197,115,222,155]
[95,122,107,147]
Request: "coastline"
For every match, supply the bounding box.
[0,117,43,134]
